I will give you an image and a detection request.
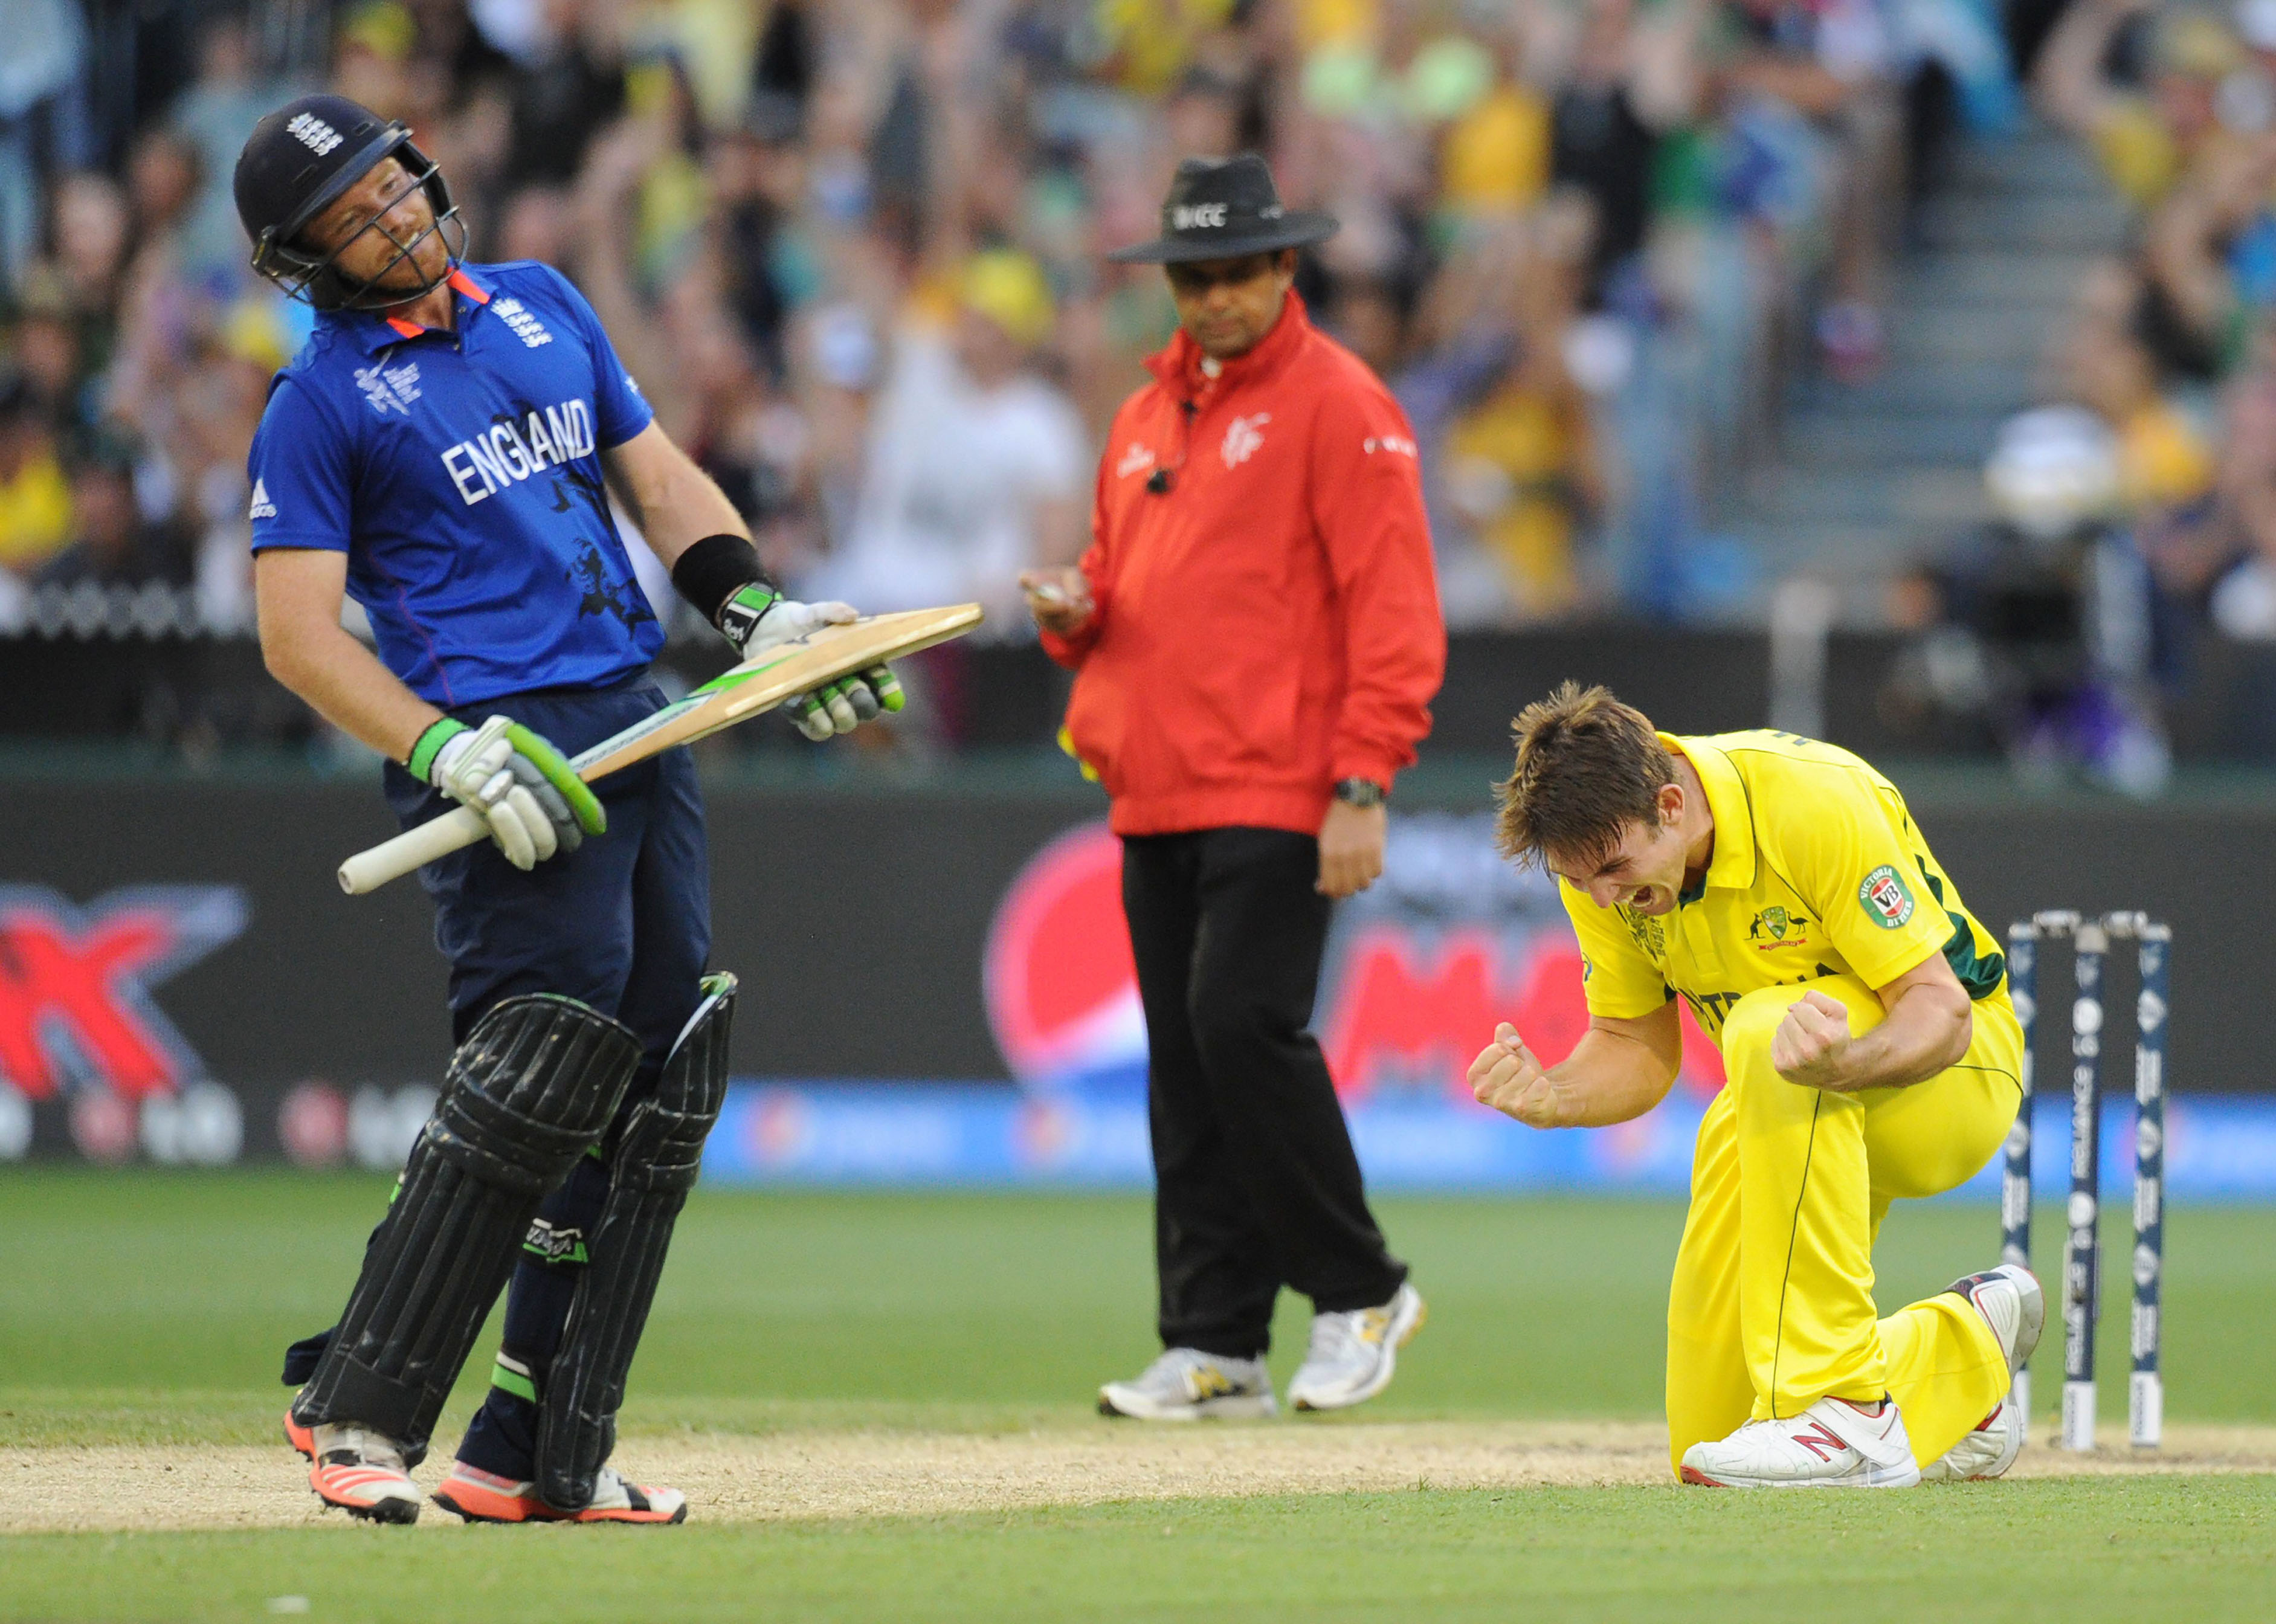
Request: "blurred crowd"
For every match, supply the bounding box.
[0,0,2023,692]
[1890,0,2276,788]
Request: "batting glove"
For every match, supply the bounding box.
[717,584,904,741]
[409,715,607,871]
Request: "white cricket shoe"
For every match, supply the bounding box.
[1680,1396,1922,1488]
[1098,1348,1277,1420]
[1921,1263,2045,1482]
[1921,1399,2027,1483]
[1288,1283,1427,1412]
[1943,1263,2045,1376]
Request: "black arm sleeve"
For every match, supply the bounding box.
[669,533,775,622]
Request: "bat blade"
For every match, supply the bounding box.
[336,603,983,895]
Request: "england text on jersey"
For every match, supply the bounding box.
[440,399,597,505]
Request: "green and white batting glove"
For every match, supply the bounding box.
[408,715,607,872]
[717,583,904,741]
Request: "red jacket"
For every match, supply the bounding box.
[1043,294,1445,836]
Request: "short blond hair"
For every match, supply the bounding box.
[1493,682,1675,868]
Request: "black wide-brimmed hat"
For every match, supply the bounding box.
[1107,154,1338,265]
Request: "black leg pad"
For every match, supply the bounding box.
[291,994,640,1463]
[535,973,736,1510]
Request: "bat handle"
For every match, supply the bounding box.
[337,804,489,895]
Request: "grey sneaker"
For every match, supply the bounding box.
[1287,1283,1427,1412]
[1098,1348,1277,1420]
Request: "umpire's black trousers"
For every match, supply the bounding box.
[1122,826,1407,1359]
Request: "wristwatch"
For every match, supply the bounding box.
[1333,777,1388,808]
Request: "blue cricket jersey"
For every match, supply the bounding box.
[247,262,663,707]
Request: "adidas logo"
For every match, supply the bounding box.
[248,479,277,521]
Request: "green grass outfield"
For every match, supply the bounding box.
[1,1171,2271,1620]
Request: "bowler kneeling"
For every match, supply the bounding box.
[1472,684,2040,1488]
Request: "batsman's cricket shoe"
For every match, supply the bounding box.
[1680,1396,1922,1489]
[1097,1348,1277,1420]
[292,1415,422,1524]
[430,1461,688,1524]
[1922,1264,2044,1482]
[1288,1283,1427,1412]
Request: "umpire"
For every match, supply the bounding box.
[238,95,895,1524]
[1023,156,1446,1419]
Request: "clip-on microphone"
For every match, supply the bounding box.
[1149,400,1198,494]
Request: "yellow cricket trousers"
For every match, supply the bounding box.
[1664,973,2023,1477]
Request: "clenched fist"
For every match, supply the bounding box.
[1771,989,1854,1088]
[1468,1022,1568,1127]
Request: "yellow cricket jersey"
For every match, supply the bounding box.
[1562,731,2009,1041]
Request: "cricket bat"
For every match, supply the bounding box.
[336,603,984,895]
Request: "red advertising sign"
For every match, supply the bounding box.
[981,819,1723,1102]
[0,886,247,1100]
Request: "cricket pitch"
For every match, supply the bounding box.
[8,1421,2274,1533]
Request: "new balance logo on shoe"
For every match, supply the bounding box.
[1791,1422,1848,1463]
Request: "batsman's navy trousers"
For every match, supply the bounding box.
[285,674,710,1478]
[1121,826,1406,1359]
[388,673,711,1058]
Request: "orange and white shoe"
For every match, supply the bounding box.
[300,1419,421,1524]
[430,1460,687,1524]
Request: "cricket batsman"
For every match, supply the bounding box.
[236,94,897,1524]
[1472,684,2042,1487]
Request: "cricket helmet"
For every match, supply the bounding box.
[233,93,465,311]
